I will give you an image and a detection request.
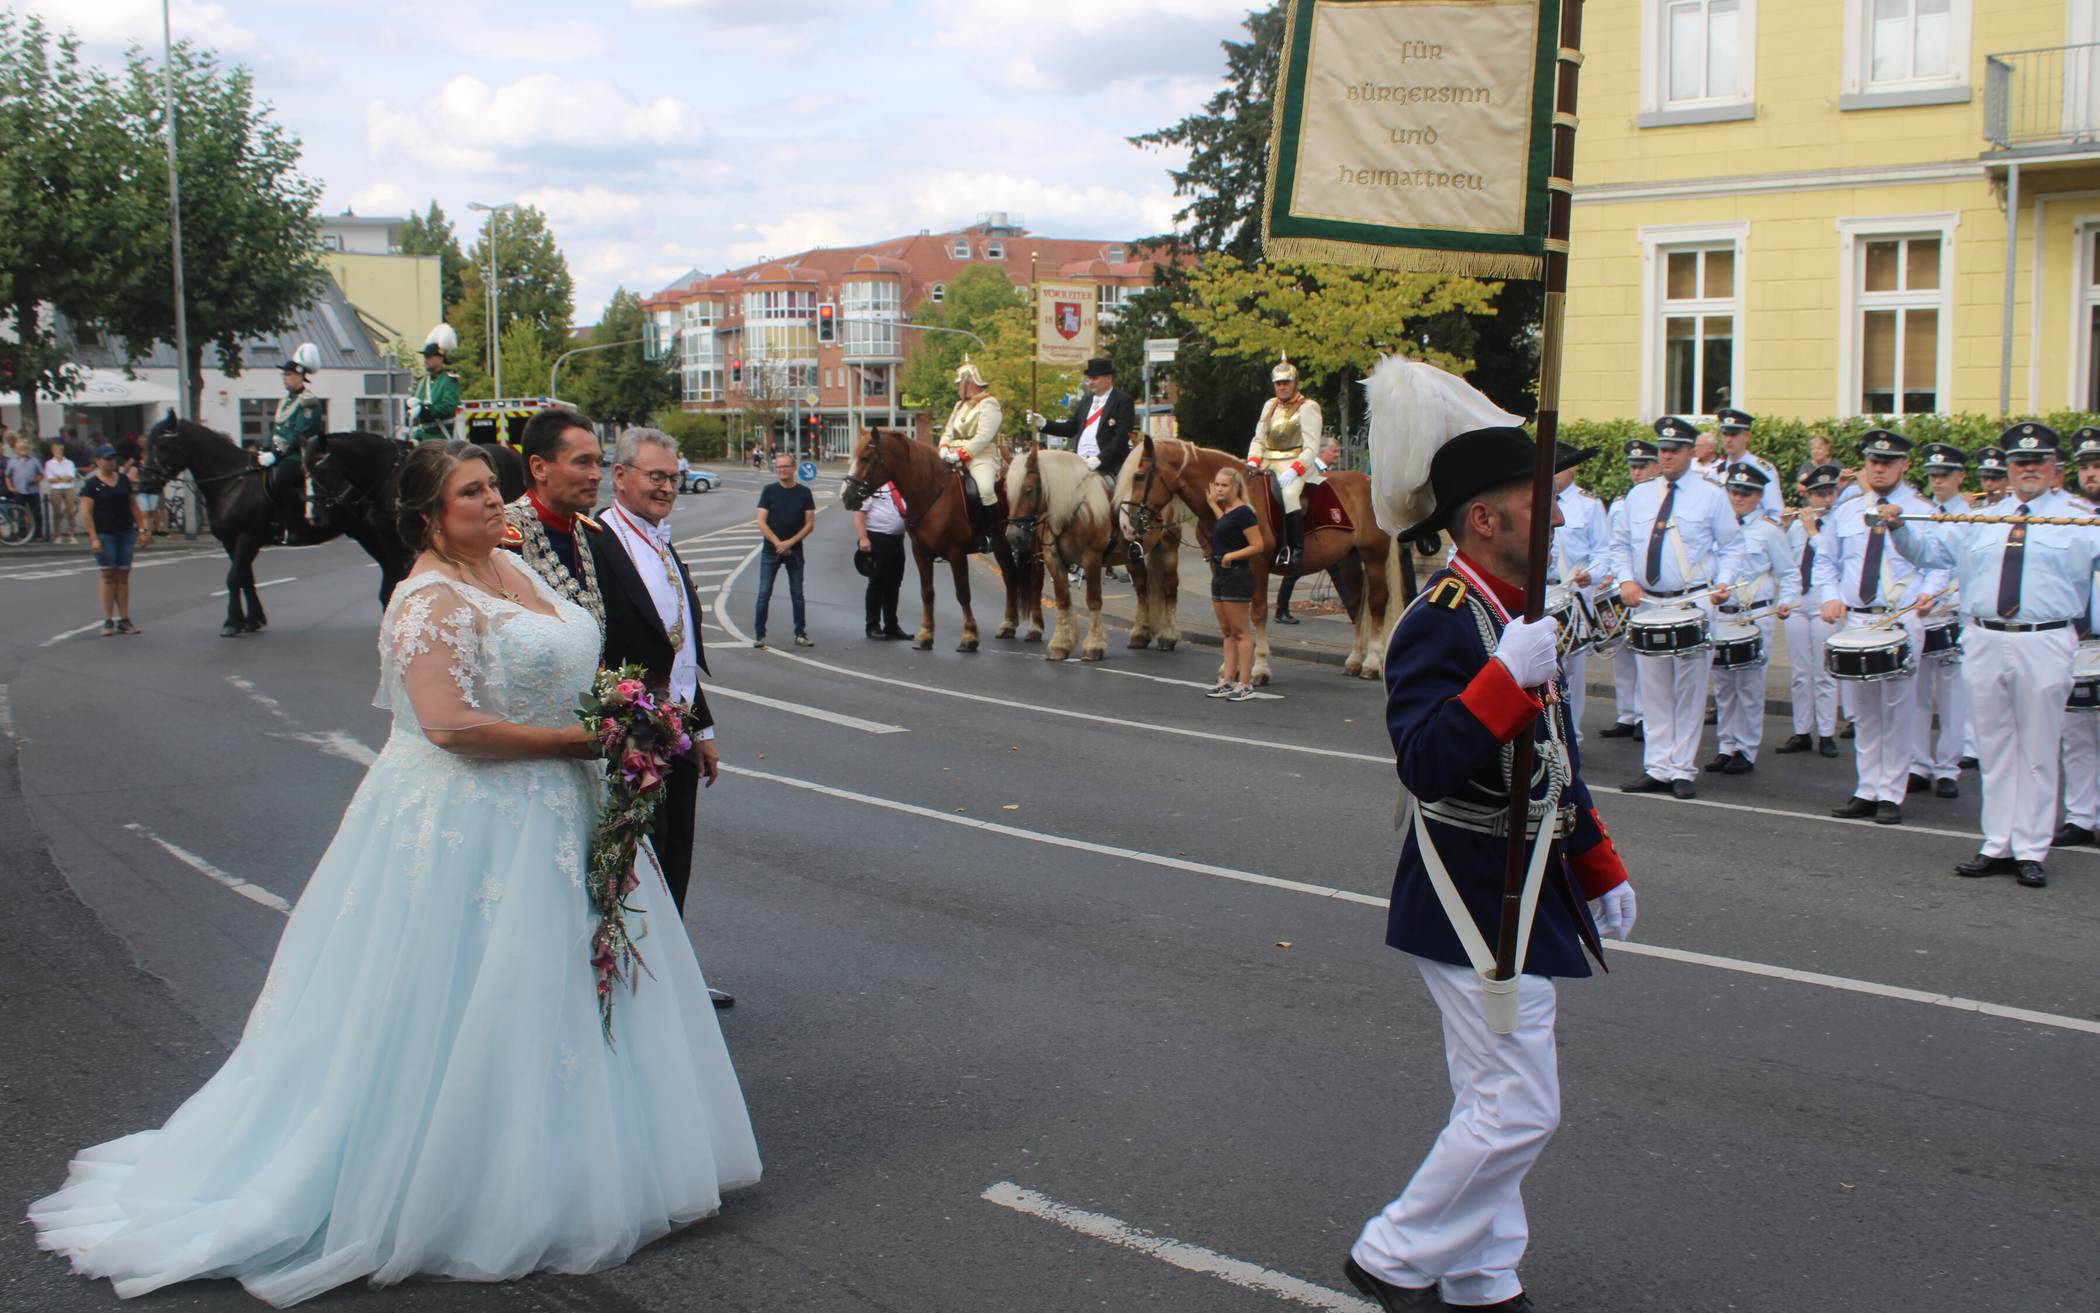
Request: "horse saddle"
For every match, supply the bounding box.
[1305,479,1352,534]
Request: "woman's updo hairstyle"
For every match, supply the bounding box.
[395,440,495,554]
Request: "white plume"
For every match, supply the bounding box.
[1363,355,1525,537]
[290,342,322,374]
[424,322,459,354]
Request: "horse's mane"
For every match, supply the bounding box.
[1113,440,1190,525]
[1007,448,1107,529]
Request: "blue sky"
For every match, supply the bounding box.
[28,0,1251,322]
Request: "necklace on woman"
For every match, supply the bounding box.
[436,546,520,603]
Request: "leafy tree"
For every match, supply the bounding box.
[0,12,138,442]
[1130,4,1285,262]
[898,264,1076,437]
[566,287,679,428]
[462,318,560,403]
[449,204,574,395]
[398,200,466,318]
[657,408,729,461]
[101,38,325,417]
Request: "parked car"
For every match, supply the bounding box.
[680,467,719,494]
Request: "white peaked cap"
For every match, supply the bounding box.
[1363,355,1526,538]
[424,323,459,354]
[289,342,322,374]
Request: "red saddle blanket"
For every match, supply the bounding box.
[1305,479,1352,533]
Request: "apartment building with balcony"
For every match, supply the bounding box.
[1565,0,2100,426]
[643,214,1163,457]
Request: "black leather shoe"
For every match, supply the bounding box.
[1818,736,1840,758]
[1954,853,2014,878]
[1958,755,1979,770]
[1469,1296,1536,1311]
[1934,778,1958,799]
[2017,862,2049,888]
[1621,774,1671,794]
[1841,722,1856,739]
[709,988,735,1008]
[1774,733,1812,754]
[1906,773,1931,796]
[2053,823,2095,847]
[866,625,884,639]
[1722,751,1755,775]
[1597,721,1636,738]
[882,626,910,640]
[1343,1256,1445,1311]
[1631,723,1644,741]
[1875,801,1902,825]
[1703,753,1732,773]
[1671,778,1697,800]
[1274,609,1302,625]
[1704,706,1717,724]
[1831,796,1877,819]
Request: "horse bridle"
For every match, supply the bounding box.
[141,427,248,493]
[1119,439,1186,541]
[843,431,944,536]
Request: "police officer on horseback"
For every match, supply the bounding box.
[411,323,462,443]
[1248,353,1324,570]
[262,342,324,544]
[937,355,1004,554]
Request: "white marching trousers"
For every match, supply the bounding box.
[1564,648,1588,743]
[2062,706,2100,831]
[1912,653,1967,781]
[1712,615,1776,759]
[1637,649,1710,781]
[1611,643,1641,725]
[1964,627,2075,861]
[1844,617,1922,805]
[1783,612,1838,737]
[1353,957,1559,1309]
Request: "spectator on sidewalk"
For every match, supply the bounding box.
[854,477,908,639]
[80,445,149,635]
[1205,465,1266,702]
[6,437,44,541]
[43,441,80,544]
[753,451,815,649]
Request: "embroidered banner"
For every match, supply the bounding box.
[1034,281,1099,366]
[1262,0,1560,279]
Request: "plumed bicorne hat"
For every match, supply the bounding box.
[283,342,322,377]
[422,323,458,358]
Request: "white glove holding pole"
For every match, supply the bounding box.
[1590,883,1638,941]
[941,448,960,467]
[1491,613,1560,689]
[1025,411,1047,432]
[1084,454,1100,471]
[258,451,277,468]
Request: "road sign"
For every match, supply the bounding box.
[1144,338,1179,365]
[805,392,820,407]
[798,461,818,483]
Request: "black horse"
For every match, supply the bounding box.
[305,430,526,596]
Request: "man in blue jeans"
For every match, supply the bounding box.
[753,450,816,648]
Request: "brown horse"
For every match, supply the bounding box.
[1117,435,1402,685]
[841,426,1043,652]
[1003,447,1181,662]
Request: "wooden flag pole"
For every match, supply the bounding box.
[1494,0,1585,985]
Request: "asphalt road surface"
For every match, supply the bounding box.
[3,468,2096,1312]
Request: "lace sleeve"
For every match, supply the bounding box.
[374,577,508,735]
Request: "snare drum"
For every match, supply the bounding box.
[1543,585,1585,655]
[2066,640,2100,712]
[1627,605,1711,657]
[1710,619,1766,670]
[1586,591,1630,655]
[1824,625,1914,682]
[1921,617,1962,665]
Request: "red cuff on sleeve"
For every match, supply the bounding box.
[1570,809,1630,899]
[1456,659,1542,744]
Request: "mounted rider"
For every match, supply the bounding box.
[938,355,1004,553]
[1247,353,1324,570]
[262,342,325,544]
[411,323,463,443]
[1027,356,1136,485]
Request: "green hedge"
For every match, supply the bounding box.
[1563,412,2100,507]
[655,410,732,462]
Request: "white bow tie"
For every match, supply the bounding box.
[621,509,673,550]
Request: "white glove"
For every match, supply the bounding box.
[941,448,960,467]
[1084,454,1100,471]
[1491,613,1560,688]
[258,451,278,468]
[1245,458,1261,472]
[1277,469,1299,491]
[1026,411,1046,431]
[1590,882,1638,941]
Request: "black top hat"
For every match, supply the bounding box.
[853,547,873,577]
[1082,357,1114,378]
[1652,416,1698,448]
[1976,446,2009,476]
[2071,427,2100,461]
[1857,429,1913,460]
[1918,442,1967,472]
[1623,438,1659,464]
[1715,407,1754,432]
[2000,421,2061,459]
[1802,463,1842,492]
[1401,428,1591,544]
[1723,461,1769,492]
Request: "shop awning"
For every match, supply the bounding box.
[1,369,181,409]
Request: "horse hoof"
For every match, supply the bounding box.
[1156,640,1177,652]
[1127,635,1152,650]
[1024,630,1042,643]
[1046,650,1070,662]
[994,625,1017,640]
[1081,651,1104,663]
[1342,660,1364,677]
[957,640,979,654]
[1254,673,1271,687]
[913,639,933,651]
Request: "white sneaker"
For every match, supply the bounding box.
[1226,683,1255,701]
[1204,681,1231,698]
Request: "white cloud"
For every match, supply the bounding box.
[20,0,258,54]
[520,185,645,236]
[349,182,412,216]
[924,0,1249,87]
[475,18,611,63]
[367,73,704,172]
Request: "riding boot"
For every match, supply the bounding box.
[1273,509,1304,570]
[972,500,997,554]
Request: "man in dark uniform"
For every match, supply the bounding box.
[1346,359,1636,1313]
[264,342,325,543]
[1026,357,1136,483]
[411,324,463,443]
[500,406,604,625]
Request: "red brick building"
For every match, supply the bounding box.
[642,213,1165,457]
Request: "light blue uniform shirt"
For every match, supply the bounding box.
[1719,449,1784,517]
[1893,487,2100,625]
[1611,473,1746,595]
[1550,483,1605,584]
[1732,514,1802,609]
[1812,483,1948,610]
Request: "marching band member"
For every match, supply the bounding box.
[1611,417,1745,798]
[1247,354,1324,569]
[1775,465,1843,758]
[1890,423,2100,887]
[1814,431,1949,826]
[1551,462,1607,742]
[1910,444,1972,799]
[1596,440,1658,741]
[1713,409,1782,517]
[1974,446,2010,506]
[411,324,462,443]
[2055,429,2100,849]
[937,356,1005,554]
[1707,464,1797,774]
[1349,356,1633,1313]
[265,342,325,544]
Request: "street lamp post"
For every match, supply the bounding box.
[467,201,519,398]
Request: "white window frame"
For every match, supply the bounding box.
[1637,220,1748,423]
[2072,216,2100,409]
[1839,0,1971,111]
[929,283,946,303]
[985,240,1004,259]
[1638,0,1758,128]
[950,240,971,259]
[1835,212,1958,418]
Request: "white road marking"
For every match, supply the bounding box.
[710,686,908,734]
[0,548,219,581]
[981,1183,1374,1312]
[38,620,107,648]
[724,764,2100,1038]
[269,730,379,766]
[124,823,291,915]
[1093,664,1285,699]
[227,674,297,725]
[210,575,295,597]
[1608,788,2100,858]
[0,683,13,739]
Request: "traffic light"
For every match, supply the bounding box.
[816,303,836,344]
[730,357,742,385]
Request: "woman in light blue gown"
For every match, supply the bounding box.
[30,442,760,1306]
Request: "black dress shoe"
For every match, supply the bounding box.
[1722,751,1755,775]
[1631,723,1644,741]
[1774,733,1812,754]
[1343,1256,1445,1311]
[1702,753,1732,773]
[1934,777,1958,799]
[1598,722,1639,739]
[1841,722,1856,739]
[1671,778,1697,800]
[1274,609,1302,625]
[1818,736,1840,758]
[709,988,735,1008]
[1704,706,1717,724]
[1954,853,2015,878]
[1468,1296,1536,1311]
[1831,796,1877,819]
[1875,801,1902,825]
[1958,755,1979,770]
[1621,774,1671,793]
[2053,823,2095,847]
[1906,773,1931,795]
[882,626,910,640]
[2017,862,2049,888]
[866,625,884,639]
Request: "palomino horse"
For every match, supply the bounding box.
[1003,447,1181,662]
[840,426,1043,652]
[1117,435,1401,685]
[142,415,417,635]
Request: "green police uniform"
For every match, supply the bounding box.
[272,392,325,457]
[411,370,461,443]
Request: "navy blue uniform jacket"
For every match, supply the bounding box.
[1384,562,1628,978]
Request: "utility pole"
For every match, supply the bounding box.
[161,0,191,422]
[468,201,519,397]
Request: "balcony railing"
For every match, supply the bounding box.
[1986,43,2100,149]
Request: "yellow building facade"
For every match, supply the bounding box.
[1567,0,2100,424]
[320,251,443,354]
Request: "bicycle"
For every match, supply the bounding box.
[0,499,33,547]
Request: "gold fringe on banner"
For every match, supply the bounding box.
[1264,235,1545,281]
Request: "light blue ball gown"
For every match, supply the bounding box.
[30,568,760,1306]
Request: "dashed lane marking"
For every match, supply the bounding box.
[210,575,295,597]
[1092,663,1285,700]
[268,730,378,766]
[38,620,108,648]
[0,683,13,739]
[709,686,907,734]
[227,674,298,725]
[124,823,291,915]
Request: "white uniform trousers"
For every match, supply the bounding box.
[1844,615,1923,805]
[1611,643,1641,726]
[2061,706,2100,831]
[1964,626,2076,861]
[1912,649,1967,781]
[1636,647,1711,781]
[1353,957,1558,1309]
[1712,615,1776,760]
[1782,612,1838,737]
[1563,648,1588,743]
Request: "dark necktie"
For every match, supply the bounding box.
[1997,503,2029,619]
[1859,497,1887,605]
[1644,480,1677,586]
[1798,531,1815,592]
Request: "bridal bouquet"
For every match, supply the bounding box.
[575,663,695,1046]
